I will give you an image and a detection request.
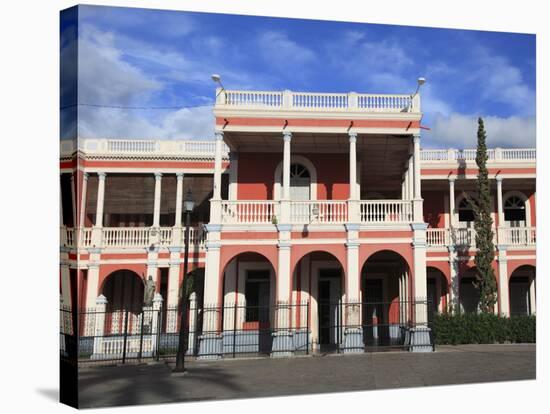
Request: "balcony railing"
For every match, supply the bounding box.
[420,148,536,162]
[63,138,230,158]
[359,200,413,223]
[61,226,206,249]
[217,89,419,113]
[219,199,413,224]
[498,227,536,245]
[426,227,535,248]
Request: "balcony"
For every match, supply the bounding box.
[420,148,536,163]
[215,89,420,113]
[219,199,414,225]
[426,227,536,248]
[60,226,206,249]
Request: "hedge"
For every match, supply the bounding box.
[432,313,536,345]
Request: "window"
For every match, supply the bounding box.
[458,197,475,223]
[504,195,526,225]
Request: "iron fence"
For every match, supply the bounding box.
[60,298,434,364]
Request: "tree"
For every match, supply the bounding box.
[469,118,498,313]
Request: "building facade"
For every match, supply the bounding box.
[60,88,536,358]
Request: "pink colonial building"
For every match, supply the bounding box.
[60,87,536,358]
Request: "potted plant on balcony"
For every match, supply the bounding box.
[271,215,278,225]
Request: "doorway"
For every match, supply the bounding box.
[317,268,342,351]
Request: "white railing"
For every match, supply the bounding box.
[217,89,419,113]
[498,227,536,246]
[75,139,230,158]
[359,200,413,223]
[421,148,535,162]
[181,226,207,246]
[426,227,533,247]
[221,201,278,224]
[158,228,173,246]
[290,200,348,224]
[426,228,449,247]
[451,228,477,247]
[102,227,150,248]
[80,228,93,247]
[225,90,283,108]
[357,94,413,112]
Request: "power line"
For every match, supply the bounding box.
[59,102,214,110]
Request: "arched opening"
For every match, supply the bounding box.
[220,252,276,355]
[101,270,144,335]
[292,251,345,353]
[427,267,449,316]
[504,194,527,228]
[459,267,480,313]
[361,250,411,347]
[509,265,536,316]
[457,197,475,227]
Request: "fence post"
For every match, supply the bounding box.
[151,293,163,358]
[187,292,198,355]
[122,309,129,364]
[306,301,310,355]
[91,295,107,360]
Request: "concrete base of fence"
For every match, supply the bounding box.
[270,331,295,358]
[406,327,433,352]
[342,328,363,353]
[197,333,222,359]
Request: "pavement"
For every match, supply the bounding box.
[77,344,536,408]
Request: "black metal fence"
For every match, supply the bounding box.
[60,299,434,365]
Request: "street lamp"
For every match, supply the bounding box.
[412,76,426,97]
[211,73,226,98]
[174,189,195,373]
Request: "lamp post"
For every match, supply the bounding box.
[174,189,195,373]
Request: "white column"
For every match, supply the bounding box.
[228,152,239,201]
[60,263,72,306]
[529,275,536,315]
[449,176,456,228]
[79,172,89,229]
[153,172,162,227]
[213,131,224,200]
[175,173,184,227]
[95,172,106,227]
[496,176,504,227]
[407,155,414,199]
[412,224,428,325]
[167,250,181,309]
[70,173,77,227]
[346,241,360,323]
[497,246,509,316]
[277,242,292,304]
[349,132,357,199]
[85,262,100,309]
[413,134,422,199]
[92,294,108,358]
[282,131,292,200]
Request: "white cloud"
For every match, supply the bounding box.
[78,105,215,140]
[426,113,535,148]
[257,31,317,70]
[78,24,161,105]
[468,47,535,115]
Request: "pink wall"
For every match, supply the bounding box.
[423,191,446,228]
[237,152,349,200]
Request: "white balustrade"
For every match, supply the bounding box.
[221,200,278,224]
[290,200,348,223]
[80,228,93,247]
[498,227,536,245]
[359,200,413,223]
[159,228,173,246]
[217,90,418,112]
[102,227,150,248]
[421,148,535,162]
[426,228,449,246]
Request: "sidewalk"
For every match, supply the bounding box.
[78,344,536,408]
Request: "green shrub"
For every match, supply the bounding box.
[432,313,535,345]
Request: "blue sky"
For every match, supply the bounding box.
[61,5,536,148]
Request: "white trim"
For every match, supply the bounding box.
[274,155,318,201]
